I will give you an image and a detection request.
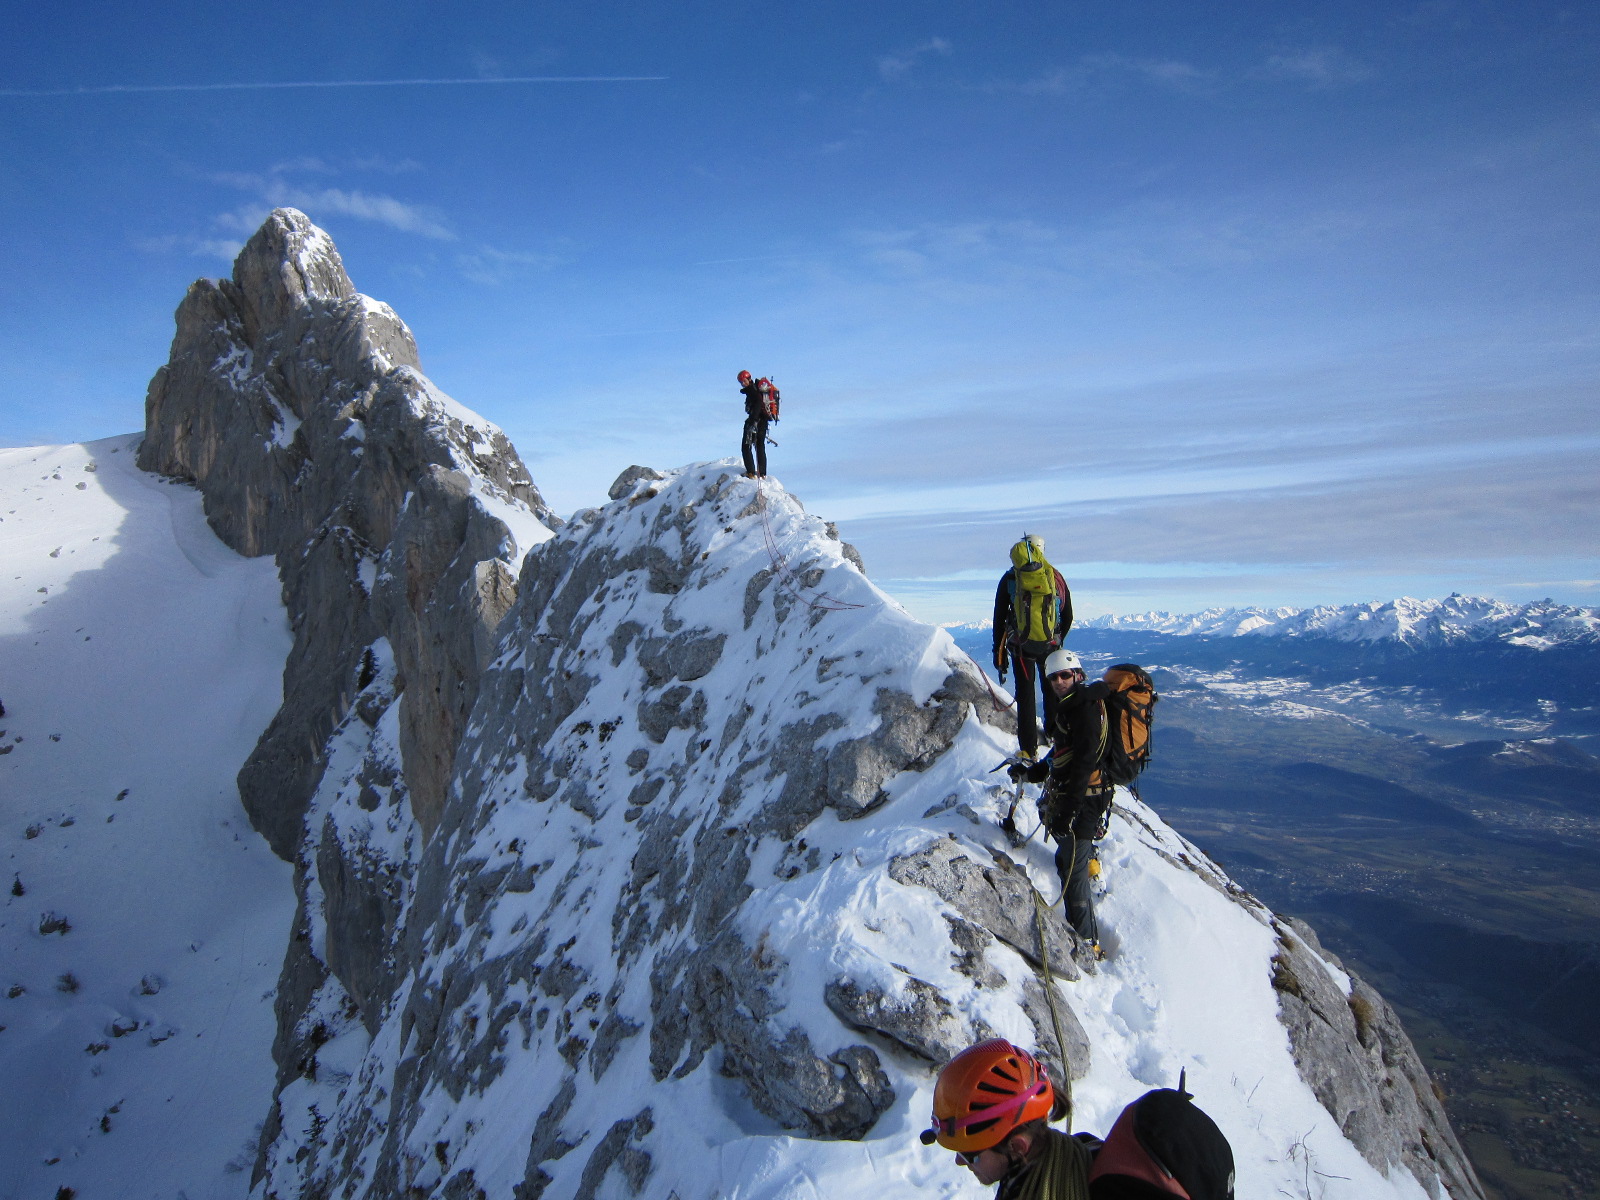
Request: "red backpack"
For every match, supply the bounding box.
[758,378,780,419]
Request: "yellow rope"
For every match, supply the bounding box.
[1031,884,1074,1116]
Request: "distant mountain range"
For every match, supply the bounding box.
[1075,594,1600,649]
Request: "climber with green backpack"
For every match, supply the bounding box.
[992,534,1074,761]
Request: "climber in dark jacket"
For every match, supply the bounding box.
[992,534,1073,760]
[1012,648,1112,953]
[737,369,778,477]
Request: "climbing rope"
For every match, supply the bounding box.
[1031,884,1076,1117]
[752,483,865,612]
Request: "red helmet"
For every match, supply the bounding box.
[920,1040,1055,1153]
[737,370,753,385]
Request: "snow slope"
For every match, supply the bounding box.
[0,436,294,1200]
[255,462,1458,1200]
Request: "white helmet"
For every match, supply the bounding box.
[1044,649,1081,677]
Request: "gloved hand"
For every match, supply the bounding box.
[1008,759,1049,784]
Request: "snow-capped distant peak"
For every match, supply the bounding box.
[1080,594,1600,648]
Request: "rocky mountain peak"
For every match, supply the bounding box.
[231,206,358,334]
[138,209,557,854]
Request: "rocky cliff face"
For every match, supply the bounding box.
[140,212,1482,1200]
[138,208,559,852]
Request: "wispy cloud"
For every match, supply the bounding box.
[132,233,244,262]
[1253,47,1374,89]
[1010,53,1215,97]
[212,167,455,240]
[455,245,563,285]
[1002,45,1369,98]
[878,38,952,82]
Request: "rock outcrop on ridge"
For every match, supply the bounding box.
[138,211,1483,1200]
[138,208,559,852]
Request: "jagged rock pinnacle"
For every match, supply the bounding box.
[139,207,557,855]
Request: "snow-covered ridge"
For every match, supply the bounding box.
[1080,593,1600,647]
[255,462,1479,1200]
[5,208,1483,1200]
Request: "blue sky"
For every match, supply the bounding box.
[3,2,1596,623]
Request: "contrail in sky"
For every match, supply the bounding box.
[0,76,667,96]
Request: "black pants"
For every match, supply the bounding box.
[1047,791,1111,941]
[1010,651,1058,758]
[741,415,768,475]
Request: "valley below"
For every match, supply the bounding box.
[951,622,1600,1200]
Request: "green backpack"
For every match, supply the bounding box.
[1009,537,1062,660]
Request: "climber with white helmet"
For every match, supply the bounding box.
[1010,647,1113,956]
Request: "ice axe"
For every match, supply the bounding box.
[990,757,1032,846]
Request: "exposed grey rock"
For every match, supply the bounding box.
[139,207,558,855]
[1018,975,1091,1085]
[1272,917,1483,1200]
[573,1108,654,1199]
[888,836,1084,984]
[636,629,726,684]
[647,931,895,1140]
[945,915,1008,989]
[513,1079,580,1200]
[824,973,974,1066]
[608,465,666,501]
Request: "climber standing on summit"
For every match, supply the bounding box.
[737,369,779,478]
[993,534,1073,761]
[1012,649,1112,956]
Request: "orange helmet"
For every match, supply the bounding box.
[737,370,753,385]
[920,1040,1055,1153]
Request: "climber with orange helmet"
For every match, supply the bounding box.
[920,1039,1091,1198]
[736,369,779,478]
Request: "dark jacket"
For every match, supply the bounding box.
[1025,680,1110,813]
[992,567,1074,661]
[740,379,775,419]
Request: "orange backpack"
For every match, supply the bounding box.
[1102,664,1157,785]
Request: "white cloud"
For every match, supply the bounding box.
[878,37,952,82]
[1012,53,1214,97]
[1254,47,1373,88]
[273,186,454,239]
[455,245,562,286]
[208,166,455,240]
[133,232,245,262]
